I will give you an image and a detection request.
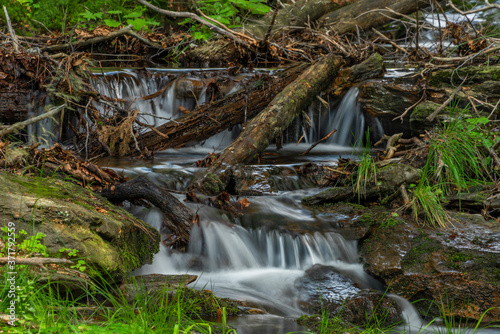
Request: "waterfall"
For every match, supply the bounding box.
[325,87,365,146]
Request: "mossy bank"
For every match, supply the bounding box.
[0,172,160,282]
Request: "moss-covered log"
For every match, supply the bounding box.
[190,54,344,194]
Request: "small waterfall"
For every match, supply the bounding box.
[160,221,358,272]
[326,87,365,146]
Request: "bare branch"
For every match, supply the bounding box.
[0,104,66,138]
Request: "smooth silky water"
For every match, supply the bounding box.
[91,69,495,334]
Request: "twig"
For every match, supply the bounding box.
[426,76,467,122]
[446,0,500,15]
[41,25,134,52]
[3,6,19,52]
[372,28,408,54]
[0,104,66,137]
[300,129,337,156]
[431,44,500,63]
[127,29,163,49]
[393,92,426,123]
[384,133,403,159]
[263,5,279,45]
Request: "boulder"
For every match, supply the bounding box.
[0,172,160,283]
[359,213,500,322]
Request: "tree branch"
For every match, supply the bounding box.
[0,104,65,138]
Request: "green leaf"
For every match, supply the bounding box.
[127,18,148,30]
[107,10,123,15]
[124,11,143,19]
[104,19,121,28]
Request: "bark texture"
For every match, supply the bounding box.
[244,0,358,39]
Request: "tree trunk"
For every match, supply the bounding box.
[321,0,430,35]
[99,175,193,249]
[135,62,309,153]
[244,0,359,40]
[190,54,345,194]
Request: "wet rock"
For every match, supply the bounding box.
[332,291,402,328]
[360,214,500,321]
[302,163,420,206]
[0,173,160,283]
[295,264,362,310]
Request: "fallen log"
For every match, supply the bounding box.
[321,0,430,35]
[190,54,345,194]
[99,175,193,249]
[134,62,310,153]
[244,0,359,40]
[136,53,384,155]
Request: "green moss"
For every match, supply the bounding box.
[9,176,73,199]
[296,314,360,334]
[181,289,239,319]
[402,233,442,270]
[430,65,500,87]
[380,218,402,228]
[204,173,225,194]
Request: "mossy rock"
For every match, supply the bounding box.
[0,172,160,283]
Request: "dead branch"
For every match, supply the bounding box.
[426,77,467,122]
[134,0,253,47]
[0,104,65,138]
[42,25,134,52]
[3,6,19,52]
[300,129,337,156]
[372,28,408,54]
[393,92,426,123]
[385,132,403,159]
[431,44,500,63]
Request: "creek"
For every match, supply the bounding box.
[85,68,496,333]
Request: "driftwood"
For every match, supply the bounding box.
[321,0,430,35]
[190,54,344,194]
[99,175,193,249]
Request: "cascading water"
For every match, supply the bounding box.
[325,87,365,147]
[92,69,497,334]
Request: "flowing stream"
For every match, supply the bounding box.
[92,69,496,334]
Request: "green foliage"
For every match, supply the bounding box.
[410,182,449,228]
[182,0,271,40]
[407,112,499,228]
[0,266,224,332]
[0,0,160,32]
[353,131,377,201]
